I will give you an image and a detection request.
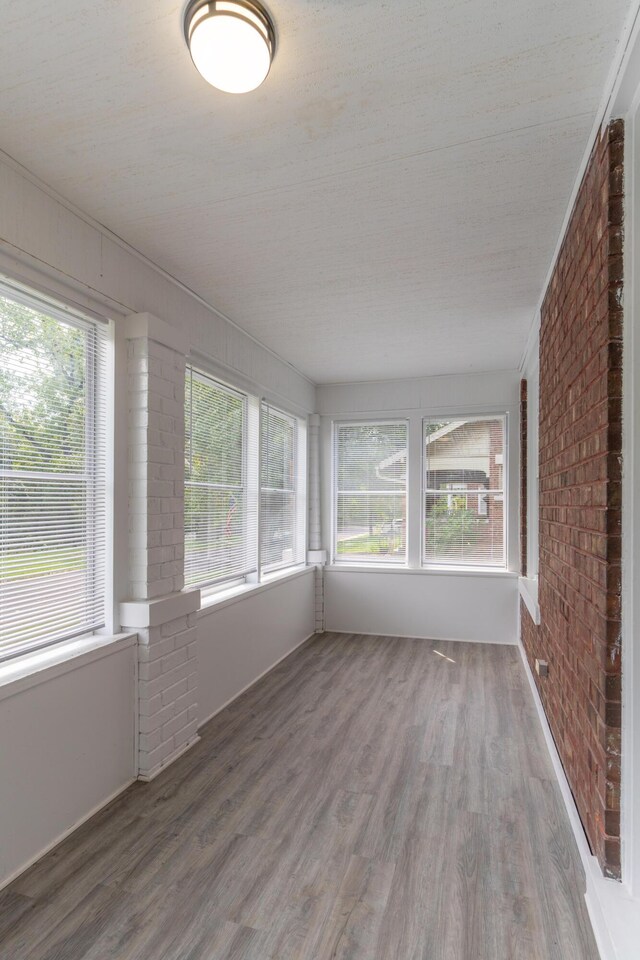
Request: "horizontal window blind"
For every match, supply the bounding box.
[423,417,505,567]
[334,422,407,564]
[185,366,258,588]
[260,404,306,574]
[0,288,108,659]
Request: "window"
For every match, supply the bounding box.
[260,403,306,574]
[185,368,307,591]
[334,421,408,564]
[0,286,108,659]
[184,366,259,589]
[423,416,506,568]
[526,362,539,579]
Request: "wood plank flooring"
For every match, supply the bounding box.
[0,633,599,960]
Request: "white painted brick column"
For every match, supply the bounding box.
[121,592,200,780]
[120,312,201,781]
[307,413,326,632]
[313,565,325,633]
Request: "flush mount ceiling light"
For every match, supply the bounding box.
[183,0,276,94]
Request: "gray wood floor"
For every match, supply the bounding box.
[0,633,599,960]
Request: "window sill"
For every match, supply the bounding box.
[0,632,138,703]
[198,565,313,616]
[519,576,541,624]
[326,563,517,579]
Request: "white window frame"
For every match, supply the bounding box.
[0,279,112,662]
[422,413,508,571]
[526,357,540,581]
[259,402,307,578]
[185,366,258,591]
[331,419,409,566]
[185,363,308,593]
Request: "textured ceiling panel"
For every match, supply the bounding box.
[0,0,632,381]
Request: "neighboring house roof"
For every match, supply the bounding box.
[377,420,493,481]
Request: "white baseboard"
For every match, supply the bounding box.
[518,641,640,960]
[137,734,201,783]
[0,778,135,893]
[197,631,317,730]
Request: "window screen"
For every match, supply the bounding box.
[334,422,407,564]
[0,288,108,659]
[260,404,306,574]
[185,366,258,588]
[423,417,506,567]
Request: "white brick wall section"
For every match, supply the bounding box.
[314,565,325,633]
[127,335,185,602]
[135,618,199,777]
[123,316,200,781]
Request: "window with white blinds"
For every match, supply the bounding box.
[334,422,408,564]
[185,366,259,589]
[423,416,506,568]
[260,403,306,574]
[0,287,108,660]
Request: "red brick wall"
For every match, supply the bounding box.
[521,120,624,878]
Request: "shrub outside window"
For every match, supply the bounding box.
[423,416,506,568]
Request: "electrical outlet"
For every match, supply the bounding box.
[535,658,549,678]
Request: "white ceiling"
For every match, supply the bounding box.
[0,1,632,383]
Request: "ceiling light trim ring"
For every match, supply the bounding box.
[183,0,276,61]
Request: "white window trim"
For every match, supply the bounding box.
[422,413,508,572]
[326,409,514,574]
[331,418,410,567]
[526,354,540,581]
[0,279,114,663]
[326,563,517,578]
[198,563,312,615]
[185,366,259,590]
[0,632,137,702]
[518,329,540,622]
[185,361,309,593]
[259,402,307,577]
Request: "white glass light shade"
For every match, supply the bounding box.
[185,1,275,94]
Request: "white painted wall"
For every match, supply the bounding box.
[0,638,136,889]
[197,569,315,725]
[325,569,518,644]
[317,370,521,644]
[317,370,520,418]
[0,151,316,888]
[0,153,315,416]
